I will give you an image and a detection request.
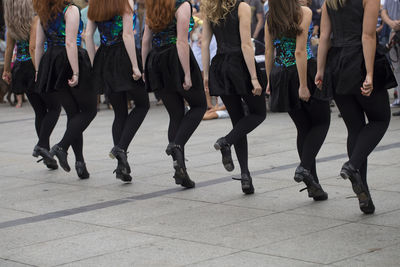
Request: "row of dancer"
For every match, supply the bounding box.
[2,0,395,215]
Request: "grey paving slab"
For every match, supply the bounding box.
[191,251,321,267]
[60,239,238,267]
[0,207,33,223]
[251,223,400,265]
[0,258,35,267]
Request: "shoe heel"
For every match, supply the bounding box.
[294,174,303,183]
[109,152,115,159]
[340,170,349,180]
[214,142,221,150]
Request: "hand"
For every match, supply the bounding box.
[142,72,146,83]
[204,77,209,93]
[132,68,142,81]
[315,72,323,90]
[391,20,400,31]
[68,74,79,87]
[361,74,373,96]
[183,75,192,91]
[2,71,11,85]
[299,86,311,102]
[266,82,271,95]
[251,78,262,96]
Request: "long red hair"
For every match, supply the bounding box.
[88,0,132,21]
[145,0,175,32]
[32,0,67,27]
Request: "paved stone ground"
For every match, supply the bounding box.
[0,94,400,267]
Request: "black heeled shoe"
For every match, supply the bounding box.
[233,173,255,194]
[109,146,131,174]
[295,166,328,201]
[33,145,58,170]
[340,162,374,214]
[214,137,234,172]
[113,161,132,183]
[166,143,195,188]
[75,161,90,179]
[50,144,70,172]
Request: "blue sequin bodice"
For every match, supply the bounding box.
[44,4,83,47]
[152,0,194,48]
[97,13,137,46]
[16,40,31,62]
[273,25,314,67]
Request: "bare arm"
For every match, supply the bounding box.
[295,7,312,101]
[34,19,45,74]
[123,0,141,80]
[65,5,80,86]
[264,19,274,94]
[201,18,213,92]
[29,16,39,67]
[239,2,262,95]
[315,3,331,88]
[2,32,16,84]
[85,19,97,65]
[253,12,264,39]
[361,0,379,96]
[176,2,192,90]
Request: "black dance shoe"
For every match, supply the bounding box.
[109,146,131,174]
[295,166,328,201]
[113,162,132,183]
[233,173,255,195]
[340,162,374,214]
[50,144,71,172]
[214,137,234,172]
[33,145,59,170]
[75,161,90,179]
[166,143,195,188]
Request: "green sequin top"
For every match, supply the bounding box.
[16,40,31,62]
[97,13,137,46]
[273,25,314,67]
[152,0,194,48]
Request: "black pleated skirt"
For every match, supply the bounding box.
[11,60,35,94]
[145,44,203,93]
[93,42,145,95]
[35,46,93,94]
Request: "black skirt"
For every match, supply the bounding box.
[11,60,35,94]
[323,45,397,96]
[93,42,145,95]
[209,51,265,96]
[270,58,329,112]
[35,46,93,94]
[145,44,203,93]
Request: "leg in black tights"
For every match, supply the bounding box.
[288,99,331,184]
[334,90,391,190]
[26,92,61,150]
[57,87,97,161]
[221,94,267,175]
[108,90,149,151]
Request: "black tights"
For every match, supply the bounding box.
[334,90,391,191]
[108,89,149,151]
[221,95,266,175]
[159,88,207,153]
[288,99,331,183]
[26,92,61,150]
[57,88,97,162]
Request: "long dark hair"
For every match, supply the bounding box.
[266,0,303,39]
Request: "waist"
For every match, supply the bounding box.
[100,38,123,47]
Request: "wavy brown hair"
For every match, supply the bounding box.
[32,0,67,27]
[88,0,132,22]
[145,0,175,32]
[3,0,34,40]
[200,0,236,25]
[325,0,347,10]
[266,0,303,39]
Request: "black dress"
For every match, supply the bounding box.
[35,3,92,94]
[93,15,144,95]
[323,0,396,95]
[209,0,264,96]
[11,40,35,94]
[145,0,203,93]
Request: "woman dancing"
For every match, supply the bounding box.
[142,0,207,188]
[86,0,149,182]
[2,0,59,170]
[316,0,395,213]
[33,0,98,179]
[201,0,267,194]
[265,0,330,200]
